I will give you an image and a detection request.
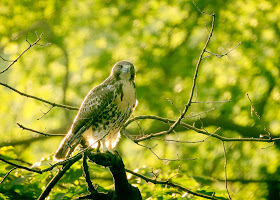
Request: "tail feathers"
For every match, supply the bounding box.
[54,136,70,161]
[54,130,79,161]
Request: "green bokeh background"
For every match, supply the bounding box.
[0,0,279,199]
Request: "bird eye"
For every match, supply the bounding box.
[119,65,123,68]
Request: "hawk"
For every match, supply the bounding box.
[54,61,137,161]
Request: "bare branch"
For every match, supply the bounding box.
[192,100,231,104]
[261,142,275,149]
[137,143,197,162]
[184,108,215,119]
[203,42,241,60]
[0,167,17,184]
[247,93,271,138]
[166,98,182,114]
[37,104,54,120]
[152,127,220,144]
[0,157,42,174]
[123,115,279,143]
[131,115,146,137]
[192,1,214,16]
[0,56,13,62]
[222,141,232,199]
[0,82,78,110]
[125,168,219,199]
[148,4,215,142]
[122,4,217,147]
[0,33,45,74]
[17,123,65,137]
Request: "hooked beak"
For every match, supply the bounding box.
[121,64,130,74]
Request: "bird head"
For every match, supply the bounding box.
[111,60,135,81]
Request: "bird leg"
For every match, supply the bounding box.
[101,140,115,155]
[96,141,101,152]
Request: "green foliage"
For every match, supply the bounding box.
[0,0,280,199]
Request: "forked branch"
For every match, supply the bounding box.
[0,33,46,75]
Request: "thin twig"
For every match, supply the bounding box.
[137,143,197,162]
[193,1,214,16]
[125,168,219,200]
[152,127,220,143]
[0,157,42,174]
[247,93,271,138]
[184,108,215,119]
[0,56,13,62]
[123,115,279,143]
[37,104,54,120]
[17,123,65,137]
[261,142,275,149]
[203,42,241,60]
[222,141,232,199]
[192,100,231,104]
[132,115,146,137]
[142,4,215,142]
[123,2,216,145]
[166,98,182,114]
[0,82,78,110]
[0,167,17,184]
[0,33,44,74]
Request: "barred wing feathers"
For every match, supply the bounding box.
[54,82,115,160]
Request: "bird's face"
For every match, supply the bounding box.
[111,60,135,81]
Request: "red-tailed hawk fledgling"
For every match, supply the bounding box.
[54,60,137,161]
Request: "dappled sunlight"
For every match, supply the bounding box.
[0,0,280,199]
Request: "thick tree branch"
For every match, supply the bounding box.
[87,151,142,200]
[82,153,97,195]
